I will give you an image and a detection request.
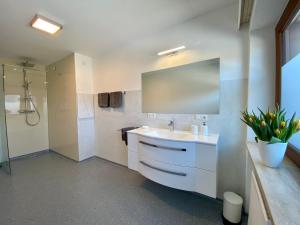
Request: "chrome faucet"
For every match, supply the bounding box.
[168,120,175,132]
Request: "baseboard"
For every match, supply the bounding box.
[79,155,96,162]
[94,156,128,168]
[48,149,80,162]
[9,149,122,165]
[10,149,50,161]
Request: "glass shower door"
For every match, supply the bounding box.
[0,65,11,174]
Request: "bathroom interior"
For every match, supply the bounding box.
[0,0,299,225]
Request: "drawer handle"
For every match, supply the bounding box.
[139,141,186,152]
[139,161,187,177]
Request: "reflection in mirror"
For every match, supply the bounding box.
[5,95,21,114]
[142,58,220,114]
[281,10,300,151]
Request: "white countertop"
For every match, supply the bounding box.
[247,142,300,225]
[128,127,219,145]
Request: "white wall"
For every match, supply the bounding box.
[94,4,248,92]
[1,58,49,158]
[47,54,79,161]
[47,53,95,161]
[74,53,95,161]
[247,26,276,118]
[246,0,288,140]
[75,53,94,95]
[93,3,249,198]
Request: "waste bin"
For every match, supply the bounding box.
[222,191,243,225]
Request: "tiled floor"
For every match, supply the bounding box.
[0,152,246,225]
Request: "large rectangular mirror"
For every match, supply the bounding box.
[142,58,220,114]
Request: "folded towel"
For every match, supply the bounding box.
[121,127,138,146]
[110,91,122,108]
[98,93,110,108]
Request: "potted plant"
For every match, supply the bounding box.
[241,106,300,168]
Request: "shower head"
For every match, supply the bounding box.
[18,58,35,68]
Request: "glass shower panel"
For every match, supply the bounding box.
[0,65,11,174]
[4,65,48,158]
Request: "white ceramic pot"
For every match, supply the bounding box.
[258,140,288,168]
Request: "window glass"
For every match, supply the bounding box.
[281,10,300,150]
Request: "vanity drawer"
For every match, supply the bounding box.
[138,136,195,166]
[138,159,195,191]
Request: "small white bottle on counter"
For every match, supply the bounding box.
[191,124,199,135]
[200,121,208,136]
[200,115,209,136]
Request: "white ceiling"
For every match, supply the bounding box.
[0,0,235,65]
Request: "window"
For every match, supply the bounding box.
[276,0,300,166]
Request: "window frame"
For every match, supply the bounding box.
[275,0,300,167]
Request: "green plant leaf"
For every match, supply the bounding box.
[270,136,284,144]
[241,107,299,143]
[285,113,296,142]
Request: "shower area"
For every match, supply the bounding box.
[0,53,94,172]
[0,60,49,163]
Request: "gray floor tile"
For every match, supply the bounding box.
[0,152,247,225]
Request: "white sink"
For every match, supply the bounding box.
[127,126,219,198]
[143,129,191,140]
[128,127,219,144]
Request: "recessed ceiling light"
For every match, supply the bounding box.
[31,15,62,34]
[158,46,186,56]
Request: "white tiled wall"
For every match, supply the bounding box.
[77,93,95,161]
[47,53,96,161]
[78,117,95,161]
[77,93,94,119]
[47,54,79,161]
[4,65,49,158]
[94,78,248,197]
[75,54,96,161]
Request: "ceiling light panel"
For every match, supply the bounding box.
[31,15,62,34]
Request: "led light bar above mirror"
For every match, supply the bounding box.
[157,46,186,56]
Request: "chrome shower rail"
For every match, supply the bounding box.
[1,63,44,72]
[2,63,41,126]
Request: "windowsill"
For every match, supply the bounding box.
[286,144,300,167]
[247,142,300,225]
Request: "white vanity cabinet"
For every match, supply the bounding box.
[127,128,219,198]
